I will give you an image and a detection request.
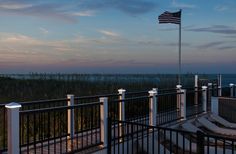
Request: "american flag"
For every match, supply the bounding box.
[158,10,181,24]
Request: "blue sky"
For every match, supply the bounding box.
[0,0,235,73]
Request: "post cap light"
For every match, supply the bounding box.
[176,85,182,89]
[148,90,157,96]
[5,102,21,109]
[118,89,126,94]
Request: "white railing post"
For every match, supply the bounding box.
[180,89,186,120]
[118,89,126,122]
[207,83,212,111]
[218,74,222,97]
[118,88,126,141]
[149,89,157,126]
[176,85,182,118]
[67,94,74,139]
[229,83,234,97]
[5,102,22,154]
[100,97,108,147]
[202,86,207,112]
[194,75,198,105]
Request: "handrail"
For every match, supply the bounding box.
[125,90,148,95]
[112,119,195,135]
[20,98,69,105]
[20,101,101,113]
[109,96,150,103]
[75,93,118,100]
[157,91,183,97]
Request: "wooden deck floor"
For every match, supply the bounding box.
[20,130,103,154]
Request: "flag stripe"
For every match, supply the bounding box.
[158,11,181,24]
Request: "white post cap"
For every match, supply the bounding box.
[118,89,126,94]
[202,86,207,90]
[148,90,157,96]
[229,83,234,87]
[5,102,21,108]
[176,85,182,89]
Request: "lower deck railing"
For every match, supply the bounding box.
[108,119,236,154]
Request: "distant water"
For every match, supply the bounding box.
[221,74,236,87]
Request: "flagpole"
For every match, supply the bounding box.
[178,9,182,85]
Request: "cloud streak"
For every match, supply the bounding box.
[0,0,157,23]
[71,10,95,17]
[186,25,236,35]
[171,0,195,9]
[0,1,78,23]
[0,3,32,9]
[197,41,224,49]
[215,5,229,12]
[99,30,120,37]
[39,27,49,35]
[78,0,158,15]
[217,46,236,50]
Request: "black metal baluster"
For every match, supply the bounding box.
[189,135,192,154]
[53,109,56,153]
[157,128,160,154]
[33,112,36,154]
[27,113,29,153]
[152,128,154,154]
[127,123,129,154]
[113,119,116,154]
[86,107,89,147]
[59,111,62,154]
[231,141,234,154]
[122,123,124,154]
[91,106,94,145]
[131,122,134,154]
[146,126,149,154]
[176,131,179,154]
[215,138,217,154]
[141,123,144,153]
[3,108,6,150]
[223,139,226,154]
[207,136,209,154]
[170,130,172,153]
[40,112,43,154]
[76,108,79,150]
[65,109,68,153]
[164,129,166,154]
[183,133,185,154]
[136,124,138,154]
[81,107,83,149]
[47,111,50,154]
[19,113,22,154]
[118,121,120,154]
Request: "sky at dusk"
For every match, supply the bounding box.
[0,0,236,74]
